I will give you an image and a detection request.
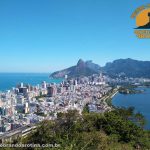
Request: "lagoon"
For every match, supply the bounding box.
[112,87,150,130]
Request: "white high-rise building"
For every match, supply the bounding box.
[42,81,47,89]
[24,102,29,114]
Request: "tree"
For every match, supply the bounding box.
[135,112,146,129]
[19,108,150,150]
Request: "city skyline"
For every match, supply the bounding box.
[0,0,150,72]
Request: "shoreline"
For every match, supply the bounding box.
[97,88,119,110]
[110,90,118,98]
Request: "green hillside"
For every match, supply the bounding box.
[5,108,150,150]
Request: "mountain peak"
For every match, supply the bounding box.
[50,59,100,78]
[77,59,84,66]
[77,59,85,66]
[50,58,150,78]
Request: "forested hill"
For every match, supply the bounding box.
[50,58,150,78]
[103,58,150,78]
[9,108,150,150]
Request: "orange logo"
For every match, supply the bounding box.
[131,4,150,38]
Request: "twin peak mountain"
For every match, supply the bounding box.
[50,58,150,78]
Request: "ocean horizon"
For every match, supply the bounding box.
[0,73,62,91]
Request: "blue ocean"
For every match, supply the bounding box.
[0,73,62,91]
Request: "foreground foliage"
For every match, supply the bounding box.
[5,108,150,150]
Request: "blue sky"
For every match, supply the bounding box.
[0,0,150,73]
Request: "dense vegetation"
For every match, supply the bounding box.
[104,58,150,78]
[118,87,143,94]
[5,107,150,150]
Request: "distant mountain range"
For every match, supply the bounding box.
[50,58,150,78]
[50,59,101,78]
[104,58,150,78]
